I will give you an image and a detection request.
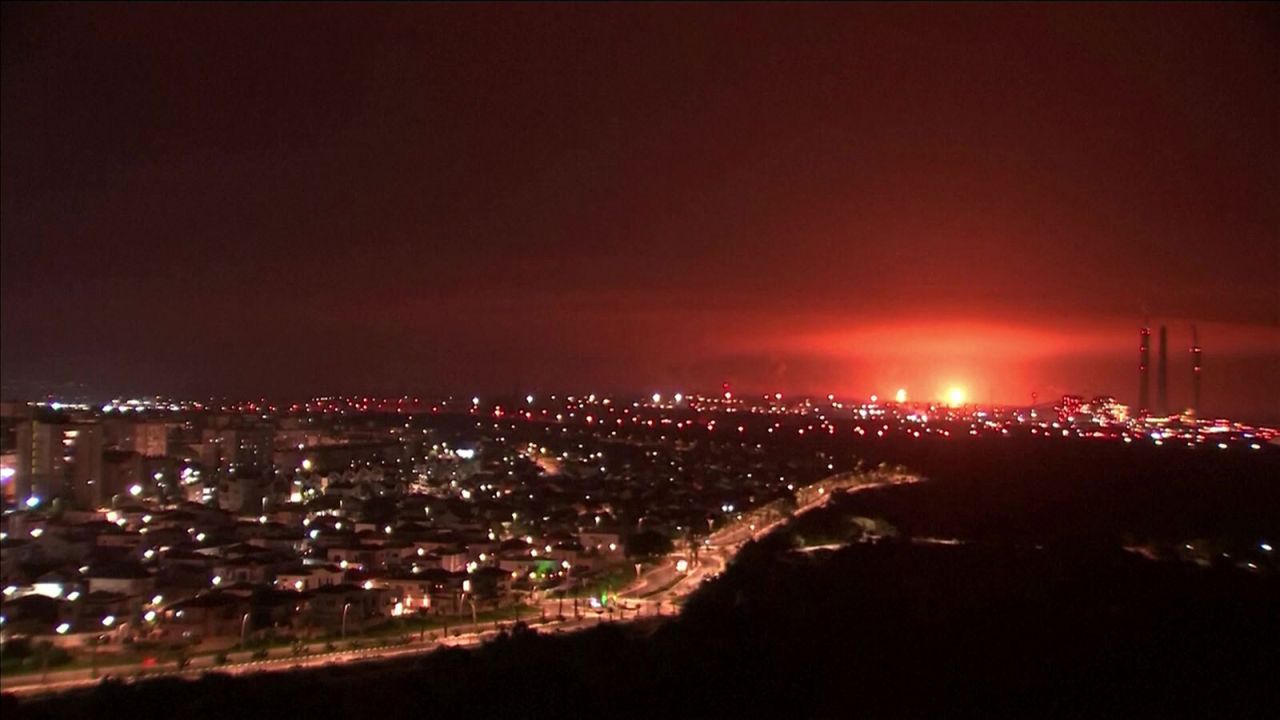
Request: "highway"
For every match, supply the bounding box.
[1,612,605,698]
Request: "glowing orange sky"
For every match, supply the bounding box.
[718,316,1280,411]
[2,5,1276,421]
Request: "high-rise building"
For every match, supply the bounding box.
[104,420,173,457]
[134,422,171,458]
[102,449,145,505]
[1137,325,1151,413]
[1157,326,1169,416]
[200,424,275,472]
[14,420,105,508]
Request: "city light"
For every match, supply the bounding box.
[0,6,1275,706]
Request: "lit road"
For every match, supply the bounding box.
[1,472,918,699]
[0,613,602,697]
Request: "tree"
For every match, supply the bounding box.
[625,529,673,559]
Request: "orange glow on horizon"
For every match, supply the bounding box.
[716,316,1280,411]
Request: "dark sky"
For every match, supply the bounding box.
[3,4,1278,419]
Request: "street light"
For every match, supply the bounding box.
[240,611,250,647]
[341,602,352,639]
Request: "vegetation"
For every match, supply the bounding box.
[566,564,634,599]
[624,529,674,558]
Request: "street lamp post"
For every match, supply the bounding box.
[240,612,250,648]
[341,602,352,640]
[90,635,101,678]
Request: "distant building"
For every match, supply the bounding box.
[1087,396,1128,424]
[162,592,251,642]
[134,422,172,457]
[100,450,144,506]
[1056,395,1085,422]
[218,472,275,514]
[201,425,274,472]
[303,584,388,631]
[14,420,104,508]
[276,563,344,592]
[103,419,170,457]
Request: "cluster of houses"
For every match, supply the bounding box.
[1,494,627,651]
[1,402,839,656]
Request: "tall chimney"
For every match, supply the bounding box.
[1157,325,1169,415]
[1191,325,1202,415]
[1138,325,1151,414]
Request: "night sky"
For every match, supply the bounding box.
[3,4,1278,419]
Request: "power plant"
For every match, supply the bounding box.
[1137,321,1203,417]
